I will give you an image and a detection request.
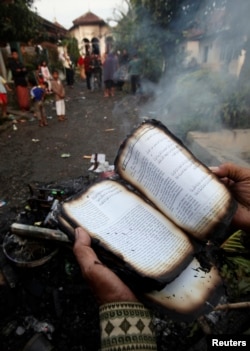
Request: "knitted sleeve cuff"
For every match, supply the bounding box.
[99,301,157,351]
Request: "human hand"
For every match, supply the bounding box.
[210,163,250,231]
[73,227,137,305]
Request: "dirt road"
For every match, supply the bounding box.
[0,80,140,230]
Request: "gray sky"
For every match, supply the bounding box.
[33,0,128,29]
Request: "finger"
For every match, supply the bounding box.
[210,163,249,182]
[74,227,92,248]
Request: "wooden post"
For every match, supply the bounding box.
[10,223,71,243]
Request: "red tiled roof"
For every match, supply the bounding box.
[72,11,106,26]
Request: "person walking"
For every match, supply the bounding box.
[116,49,129,91]
[102,52,118,97]
[8,49,30,111]
[90,53,102,90]
[51,70,66,122]
[84,52,92,91]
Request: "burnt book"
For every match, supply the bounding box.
[58,119,237,319]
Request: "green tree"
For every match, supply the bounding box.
[113,0,203,80]
[0,0,39,43]
[112,4,164,81]
[62,37,80,65]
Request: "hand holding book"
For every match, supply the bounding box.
[73,226,138,305]
[59,119,238,319]
[210,163,250,231]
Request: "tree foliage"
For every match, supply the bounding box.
[0,0,40,43]
[113,1,250,129]
[62,37,80,65]
[113,0,210,81]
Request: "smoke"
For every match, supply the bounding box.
[134,1,250,141]
[112,1,250,165]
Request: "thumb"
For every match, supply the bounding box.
[74,227,92,247]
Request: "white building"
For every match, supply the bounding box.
[69,11,112,57]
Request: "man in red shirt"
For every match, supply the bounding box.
[83,53,92,90]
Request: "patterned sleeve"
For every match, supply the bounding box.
[99,301,157,351]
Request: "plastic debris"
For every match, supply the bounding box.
[13,124,17,131]
[61,153,71,158]
[7,115,16,120]
[32,139,40,143]
[88,153,114,173]
[24,316,55,339]
[16,326,26,336]
[0,200,7,207]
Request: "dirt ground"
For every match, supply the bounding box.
[0,80,142,351]
[0,79,140,225]
[0,79,250,351]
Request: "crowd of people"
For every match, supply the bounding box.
[1,48,67,127]
[77,49,142,97]
[0,48,142,127]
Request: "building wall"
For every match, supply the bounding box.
[184,36,245,77]
[183,41,200,65]
[69,24,111,57]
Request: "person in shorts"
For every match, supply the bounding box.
[29,78,48,127]
[51,70,66,122]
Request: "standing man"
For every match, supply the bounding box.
[8,49,30,111]
[62,53,74,87]
[77,53,86,81]
[102,52,118,97]
[128,53,142,95]
[84,52,92,91]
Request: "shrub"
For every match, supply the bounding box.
[167,69,250,136]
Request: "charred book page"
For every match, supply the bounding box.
[60,180,195,285]
[115,119,237,243]
[144,257,223,322]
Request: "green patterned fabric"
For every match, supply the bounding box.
[99,301,157,351]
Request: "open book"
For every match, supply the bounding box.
[58,119,237,318]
